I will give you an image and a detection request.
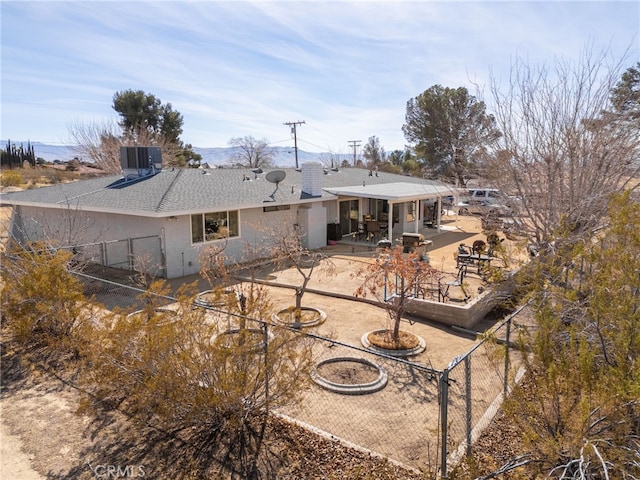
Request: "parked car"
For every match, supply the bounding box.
[457,188,512,216]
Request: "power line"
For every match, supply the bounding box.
[268,138,295,146]
[296,138,332,152]
[348,140,361,166]
[283,120,305,168]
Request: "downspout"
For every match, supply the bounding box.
[160,227,167,278]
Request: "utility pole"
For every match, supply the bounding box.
[283,120,305,168]
[348,140,361,167]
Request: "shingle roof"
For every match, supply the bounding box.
[0,166,455,218]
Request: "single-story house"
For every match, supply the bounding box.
[1,151,455,279]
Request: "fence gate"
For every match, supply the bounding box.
[72,234,166,278]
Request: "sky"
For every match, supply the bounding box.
[1,1,639,154]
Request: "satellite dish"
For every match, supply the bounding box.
[266,170,286,184]
[264,170,286,202]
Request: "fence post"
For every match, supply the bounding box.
[158,236,167,278]
[504,317,511,396]
[439,368,449,479]
[465,355,472,456]
[263,321,269,407]
[101,241,107,267]
[128,237,134,270]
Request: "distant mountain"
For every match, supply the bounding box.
[194,146,346,168]
[1,141,343,168]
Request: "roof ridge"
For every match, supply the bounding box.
[156,168,184,212]
[54,177,118,206]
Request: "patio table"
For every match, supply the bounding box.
[456,244,494,276]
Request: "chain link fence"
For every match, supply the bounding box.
[285,333,442,472]
[441,303,534,476]
[76,271,532,478]
[67,235,165,279]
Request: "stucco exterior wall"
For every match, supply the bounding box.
[150,201,330,278]
[11,198,331,280]
[12,205,163,247]
[297,203,327,250]
[12,205,168,275]
[324,200,339,226]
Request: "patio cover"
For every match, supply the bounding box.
[324,181,455,202]
[325,181,457,235]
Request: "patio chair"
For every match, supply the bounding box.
[469,240,495,277]
[439,264,470,303]
[486,231,504,256]
[472,240,487,255]
[456,243,473,269]
[351,222,366,242]
[365,221,380,242]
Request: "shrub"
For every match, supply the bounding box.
[85,280,315,478]
[0,170,23,187]
[1,242,90,362]
[66,159,80,171]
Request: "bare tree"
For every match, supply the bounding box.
[228,136,274,168]
[362,135,386,169]
[67,119,122,173]
[199,216,336,324]
[487,46,640,250]
[354,245,441,348]
[318,146,346,170]
[68,120,182,173]
[482,192,640,479]
[269,222,336,317]
[204,216,336,321]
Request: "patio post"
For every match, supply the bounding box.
[387,201,393,241]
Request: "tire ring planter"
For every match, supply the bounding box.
[272,306,327,329]
[194,289,238,308]
[126,307,178,325]
[213,328,273,352]
[360,330,427,357]
[298,254,318,269]
[311,357,388,395]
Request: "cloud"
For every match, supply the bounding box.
[2,0,638,151]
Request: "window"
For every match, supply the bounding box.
[368,198,388,221]
[191,210,239,243]
[263,204,290,212]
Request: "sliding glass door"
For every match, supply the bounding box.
[339,199,359,236]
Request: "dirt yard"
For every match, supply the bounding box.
[242,216,526,470]
[0,212,528,478]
